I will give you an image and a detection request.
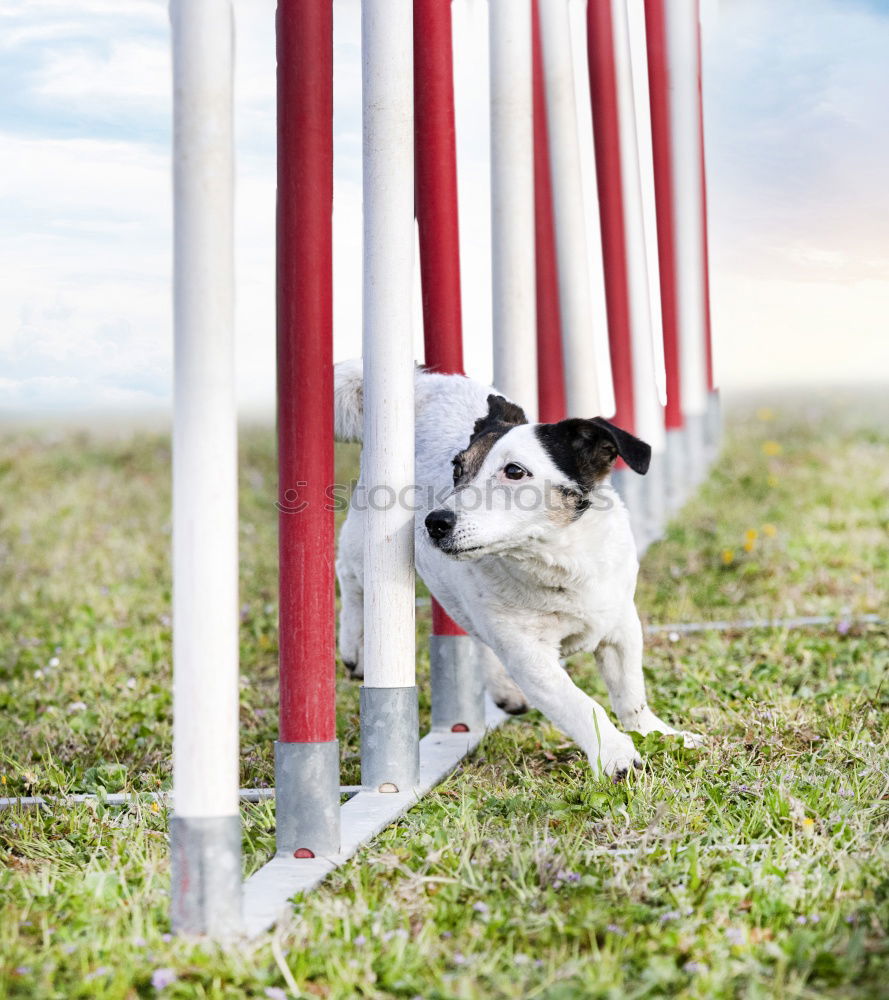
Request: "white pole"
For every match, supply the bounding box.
[666,0,708,424]
[489,0,537,418]
[360,0,419,790]
[451,0,492,385]
[538,0,601,419]
[169,0,240,934]
[610,0,664,455]
[627,0,667,409]
[611,0,666,548]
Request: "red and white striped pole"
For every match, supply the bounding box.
[169,0,241,935]
[414,0,485,733]
[587,0,665,549]
[274,0,340,858]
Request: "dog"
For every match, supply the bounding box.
[333,359,700,778]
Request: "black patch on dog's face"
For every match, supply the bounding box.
[535,417,651,494]
[452,394,528,488]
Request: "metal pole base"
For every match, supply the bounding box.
[665,426,687,514]
[706,388,722,463]
[644,452,667,550]
[430,635,486,732]
[360,686,420,793]
[170,814,241,936]
[274,740,340,858]
[610,468,646,554]
[685,412,707,489]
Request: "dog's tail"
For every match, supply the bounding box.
[333,358,364,442]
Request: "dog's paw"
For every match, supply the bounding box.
[678,730,706,749]
[487,675,529,715]
[622,710,705,751]
[591,732,643,782]
[340,648,364,680]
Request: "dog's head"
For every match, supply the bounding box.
[424,394,650,558]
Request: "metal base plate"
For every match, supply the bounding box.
[243,697,508,936]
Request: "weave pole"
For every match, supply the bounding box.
[489,0,538,418]
[532,0,565,423]
[644,0,686,510]
[587,0,664,549]
[697,7,720,459]
[623,0,667,542]
[360,0,419,792]
[414,0,485,735]
[664,0,709,486]
[537,0,602,420]
[169,0,241,935]
[275,0,340,859]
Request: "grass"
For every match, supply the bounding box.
[1,389,887,999]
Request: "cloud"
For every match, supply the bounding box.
[706,0,889,280]
[2,0,888,416]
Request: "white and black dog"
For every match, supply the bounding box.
[334,360,700,779]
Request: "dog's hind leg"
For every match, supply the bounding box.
[476,641,529,715]
[597,609,704,747]
[336,507,365,679]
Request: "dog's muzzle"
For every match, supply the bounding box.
[425,508,456,544]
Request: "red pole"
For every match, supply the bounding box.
[415,0,464,377]
[276,0,335,744]
[696,6,715,391]
[532,0,566,424]
[644,0,682,430]
[414,0,467,641]
[586,0,635,435]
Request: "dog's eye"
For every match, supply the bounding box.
[452,458,464,483]
[503,463,529,481]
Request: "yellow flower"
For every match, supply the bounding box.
[0,775,5,785]
[721,549,735,565]
[744,529,758,543]
[762,523,777,538]
[756,407,774,422]
[762,440,782,457]
[151,801,160,813]
[767,474,779,488]
[743,539,756,553]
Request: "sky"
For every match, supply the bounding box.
[0,0,887,416]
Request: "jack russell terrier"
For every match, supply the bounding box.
[333,360,701,779]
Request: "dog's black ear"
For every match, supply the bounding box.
[471,394,528,440]
[589,417,651,475]
[453,394,529,488]
[536,417,650,493]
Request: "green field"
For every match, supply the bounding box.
[1,390,887,998]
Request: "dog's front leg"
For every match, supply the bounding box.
[597,610,703,747]
[491,636,641,779]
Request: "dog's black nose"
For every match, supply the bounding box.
[425,509,456,541]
